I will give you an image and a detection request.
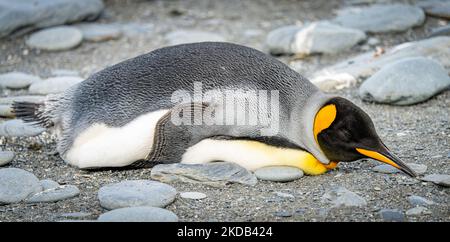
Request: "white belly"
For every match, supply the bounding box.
[64,109,169,169]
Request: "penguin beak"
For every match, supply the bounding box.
[356,147,417,177]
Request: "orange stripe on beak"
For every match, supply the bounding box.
[355,148,401,169]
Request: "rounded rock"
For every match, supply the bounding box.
[0,168,41,204]
[0,150,15,166]
[28,76,84,95]
[0,119,45,137]
[180,192,207,200]
[39,179,60,190]
[0,72,41,89]
[97,206,178,222]
[254,166,303,182]
[98,180,177,210]
[26,26,83,51]
[76,24,122,42]
[26,185,80,203]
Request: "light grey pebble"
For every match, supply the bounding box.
[421,174,450,187]
[417,0,450,20]
[0,119,45,137]
[274,210,293,217]
[429,25,450,37]
[379,209,405,222]
[28,76,83,95]
[98,180,177,210]
[26,26,83,51]
[51,69,79,77]
[0,72,41,89]
[39,179,60,190]
[406,206,430,216]
[0,168,41,204]
[333,4,425,33]
[254,166,303,182]
[151,162,257,187]
[0,150,14,166]
[407,163,427,175]
[322,186,367,207]
[165,30,225,45]
[274,191,295,199]
[180,192,207,200]
[26,185,80,203]
[373,164,400,174]
[367,37,380,46]
[75,24,122,42]
[266,21,366,55]
[408,195,435,207]
[0,0,104,38]
[359,57,450,105]
[97,206,178,222]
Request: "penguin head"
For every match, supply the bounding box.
[313,97,416,177]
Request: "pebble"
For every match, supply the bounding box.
[429,25,450,38]
[310,37,450,91]
[28,76,83,94]
[150,162,257,187]
[165,30,225,45]
[97,206,178,222]
[0,0,104,38]
[0,119,45,137]
[406,206,430,216]
[367,37,380,46]
[39,179,60,190]
[26,185,80,203]
[322,186,367,207]
[407,195,435,207]
[407,163,427,175]
[421,174,450,187]
[274,191,295,199]
[379,209,405,222]
[0,150,14,166]
[180,192,207,200]
[59,212,92,219]
[274,210,293,217]
[75,24,122,42]
[333,4,425,33]
[374,187,381,191]
[0,72,41,89]
[359,57,450,105]
[266,21,366,55]
[254,166,304,182]
[0,168,42,204]
[372,164,400,174]
[418,0,450,20]
[26,26,83,51]
[98,180,177,210]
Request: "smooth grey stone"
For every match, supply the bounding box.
[180,192,207,200]
[429,25,450,38]
[311,37,450,91]
[407,163,427,175]
[98,180,177,210]
[418,0,450,20]
[421,174,450,187]
[333,4,425,33]
[254,166,303,182]
[119,22,153,37]
[26,185,79,203]
[408,195,435,207]
[0,0,104,38]
[274,210,293,217]
[359,57,450,105]
[0,150,14,166]
[373,164,400,174]
[51,69,79,77]
[0,119,45,137]
[0,72,41,89]
[97,206,178,222]
[274,191,295,199]
[26,26,83,51]
[406,206,430,216]
[165,30,225,45]
[0,168,41,204]
[75,23,122,42]
[266,21,366,55]
[150,162,257,187]
[39,179,60,190]
[379,209,405,222]
[322,186,367,207]
[28,76,83,94]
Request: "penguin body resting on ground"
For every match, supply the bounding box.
[13,42,416,177]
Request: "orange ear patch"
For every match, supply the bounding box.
[313,104,337,142]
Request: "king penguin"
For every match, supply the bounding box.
[12,42,416,177]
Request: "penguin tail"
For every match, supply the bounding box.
[12,101,54,128]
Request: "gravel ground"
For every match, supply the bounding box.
[0,0,449,222]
